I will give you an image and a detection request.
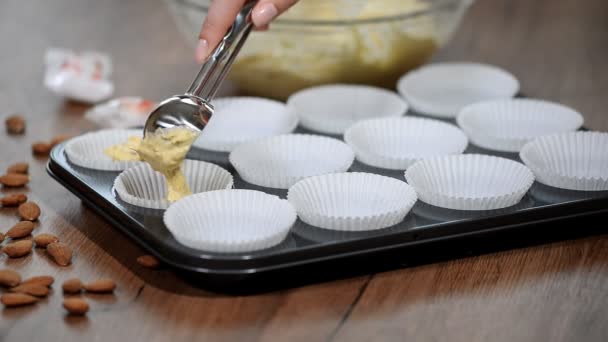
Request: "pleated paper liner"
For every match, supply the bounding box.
[405,154,535,210]
[287,84,408,135]
[65,128,143,171]
[193,97,298,152]
[520,131,608,191]
[412,196,535,223]
[288,172,418,231]
[113,159,234,209]
[229,134,355,189]
[344,117,468,170]
[397,62,519,118]
[163,190,297,253]
[457,99,583,152]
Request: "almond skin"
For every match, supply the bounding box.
[21,275,54,287]
[0,173,29,187]
[83,279,116,293]
[46,242,72,266]
[10,283,50,297]
[34,233,59,248]
[3,240,33,258]
[136,255,160,269]
[18,202,41,221]
[5,115,25,134]
[51,134,72,147]
[62,278,83,294]
[6,221,35,239]
[0,193,27,207]
[6,162,29,174]
[32,142,53,156]
[1,293,38,307]
[0,232,4,243]
[0,269,21,287]
[63,298,89,315]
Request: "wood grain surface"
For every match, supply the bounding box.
[1,0,607,341]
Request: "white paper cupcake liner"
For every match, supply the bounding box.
[163,189,297,253]
[84,96,156,129]
[405,154,534,210]
[65,129,143,171]
[457,99,584,152]
[288,172,417,231]
[397,62,519,118]
[287,84,408,134]
[113,159,234,209]
[229,134,355,189]
[520,132,608,191]
[193,97,298,152]
[344,117,468,170]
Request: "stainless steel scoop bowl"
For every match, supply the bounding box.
[144,0,257,136]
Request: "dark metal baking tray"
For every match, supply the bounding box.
[47,123,608,293]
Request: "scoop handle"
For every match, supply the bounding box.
[186,0,257,101]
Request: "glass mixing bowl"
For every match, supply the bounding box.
[167,0,474,100]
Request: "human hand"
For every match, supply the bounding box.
[195,0,299,63]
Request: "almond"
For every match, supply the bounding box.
[51,134,72,147]
[6,221,35,239]
[1,293,38,307]
[83,279,116,293]
[6,162,28,174]
[10,283,50,297]
[0,193,27,206]
[0,173,29,187]
[62,278,82,294]
[3,240,33,258]
[5,115,25,134]
[34,233,59,248]
[0,232,4,243]
[32,142,53,156]
[21,275,54,287]
[136,254,160,269]
[63,298,89,315]
[0,269,21,287]
[46,242,72,266]
[18,202,40,221]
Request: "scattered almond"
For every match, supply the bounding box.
[3,240,33,258]
[1,293,38,307]
[5,115,25,134]
[6,221,35,239]
[10,283,50,297]
[34,233,59,248]
[18,202,41,221]
[83,279,116,293]
[136,254,160,269]
[32,142,52,156]
[6,162,28,174]
[21,275,54,287]
[63,298,89,315]
[62,278,82,294]
[0,193,27,206]
[51,134,71,147]
[0,232,4,243]
[46,242,72,266]
[0,269,21,287]
[0,173,29,187]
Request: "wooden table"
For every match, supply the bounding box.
[1,0,607,341]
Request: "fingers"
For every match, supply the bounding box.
[251,0,299,28]
[196,0,247,63]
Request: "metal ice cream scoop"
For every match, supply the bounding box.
[144,0,257,136]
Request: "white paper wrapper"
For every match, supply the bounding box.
[193,97,298,152]
[288,172,417,231]
[85,97,157,129]
[163,189,297,253]
[520,132,608,191]
[287,84,408,134]
[114,160,234,209]
[457,99,584,152]
[44,48,114,103]
[405,154,534,210]
[397,62,519,118]
[344,117,468,170]
[65,129,143,171]
[229,134,355,189]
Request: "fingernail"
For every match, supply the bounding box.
[195,39,209,64]
[252,3,278,28]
